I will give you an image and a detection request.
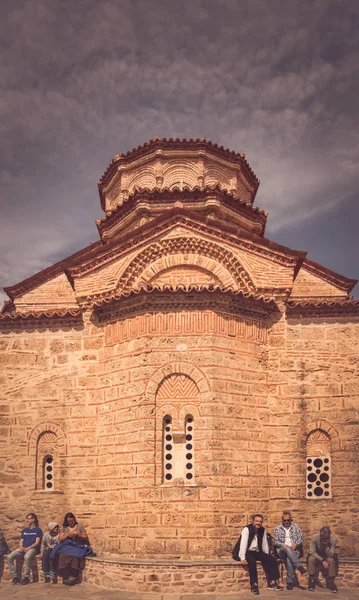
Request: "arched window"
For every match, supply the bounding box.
[36,432,58,491]
[306,429,331,499]
[162,414,195,485]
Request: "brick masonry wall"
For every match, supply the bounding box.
[0,303,358,564]
[265,308,359,557]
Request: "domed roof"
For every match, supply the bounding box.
[98,137,260,212]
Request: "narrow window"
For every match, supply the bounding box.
[36,431,58,491]
[43,455,54,490]
[306,429,331,499]
[163,416,173,482]
[163,415,195,485]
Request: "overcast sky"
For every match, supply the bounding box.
[1,0,358,305]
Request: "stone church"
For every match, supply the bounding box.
[1,138,358,591]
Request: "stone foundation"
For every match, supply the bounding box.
[81,557,359,593]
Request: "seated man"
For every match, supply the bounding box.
[234,513,283,595]
[308,526,338,593]
[274,511,307,590]
[7,513,43,585]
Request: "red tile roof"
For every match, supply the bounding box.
[0,308,83,321]
[302,258,357,293]
[286,297,359,316]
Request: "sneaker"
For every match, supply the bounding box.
[251,584,260,595]
[67,576,76,586]
[12,577,20,585]
[308,578,315,592]
[298,566,307,575]
[287,583,294,590]
[331,583,338,593]
[268,583,284,591]
[20,576,30,585]
[40,571,50,578]
[62,578,69,585]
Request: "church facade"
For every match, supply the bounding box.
[1,138,358,589]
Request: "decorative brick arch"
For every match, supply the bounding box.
[134,253,233,288]
[162,162,199,189]
[298,419,340,452]
[117,237,254,294]
[146,362,210,399]
[28,422,67,457]
[149,363,209,486]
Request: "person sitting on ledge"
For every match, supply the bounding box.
[0,528,10,581]
[308,526,338,593]
[7,513,43,585]
[55,512,91,586]
[233,513,283,595]
[40,521,60,583]
[274,511,307,590]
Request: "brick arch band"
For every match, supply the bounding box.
[146,362,210,400]
[117,237,254,294]
[28,422,67,457]
[298,419,340,452]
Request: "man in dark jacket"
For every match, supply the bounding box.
[234,514,283,595]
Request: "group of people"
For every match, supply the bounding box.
[1,509,339,593]
[0,512,94,586]
[233,512,338,595]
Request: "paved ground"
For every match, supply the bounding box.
[0,581,358,600]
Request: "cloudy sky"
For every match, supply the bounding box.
[1,0,358,304]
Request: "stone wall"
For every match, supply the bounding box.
[265,310,359,557]
[0,303,358,562]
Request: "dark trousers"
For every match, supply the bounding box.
[246,550,280,585]
[42,548,57,574]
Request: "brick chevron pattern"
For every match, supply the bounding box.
[157,374,199,400]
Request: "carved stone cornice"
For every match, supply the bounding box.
[286,297,359,318]
[93,284,277,324]
[96,185,267,241]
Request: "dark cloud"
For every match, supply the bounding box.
[1,0,358,305]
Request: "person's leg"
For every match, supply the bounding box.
[277,547,294,584]
[277,547,302,583]
[42,548,51,577]
[307,556,318,576]
[23,548,37,579]
[259,552,280,582]
[7,549,22,580]
[307,556,318,590]
[245,551,259,586]
[325,558,337,590]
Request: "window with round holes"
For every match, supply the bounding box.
[306,456,331,499]
[43,456,54,491]
[162,415,195,485]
